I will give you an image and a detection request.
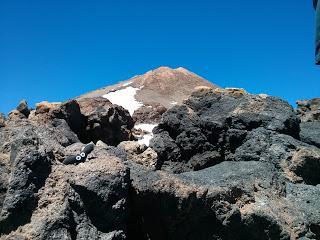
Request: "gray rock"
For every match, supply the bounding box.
[16,99,30,117]
[0,148,53,234]
[150,89,300,173]
[128,158,320,239]
[0,89,319,240]
[181,161,277,190]
[300,121,320,148]
[2,145,130,239]
[8,109,26,120]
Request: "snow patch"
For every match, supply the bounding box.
[134,123,157,146]
[135,123,157,133]
[170,101,178,105]
[122,81,132,87]
[102,86,143,115]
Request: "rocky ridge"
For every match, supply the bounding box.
[78,67,218,145]
[78,67,216,114]
[0,82,319,239]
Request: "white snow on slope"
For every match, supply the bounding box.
[122,81,132,87]
[134,123,157,146]
[102,86,143,115]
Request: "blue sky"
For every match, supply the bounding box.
[0,0,319,114]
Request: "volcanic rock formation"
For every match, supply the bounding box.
[0,72,319,240]
[78,67,218,145]
[78,67,216,114]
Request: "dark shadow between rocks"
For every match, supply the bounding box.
[127,188,232,240]
[70,184,127,234]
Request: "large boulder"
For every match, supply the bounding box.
[0,115,80,228]
[129,160,320,240]
[0,99,134,239]
[16,99,31,117]
[30,98,134,146]
[2,146,130,240]
[0,147,53,234]
[0,111,132,240]
[77,97,134,145]
[150,88,301,173]
[132,103,167,124]
[32,100,86,136]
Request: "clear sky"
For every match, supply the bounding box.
[0,0,319,114]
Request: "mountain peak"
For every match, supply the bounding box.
[78,67,218,117]
[145,66,198,77]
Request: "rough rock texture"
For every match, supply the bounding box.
[0,97,135,239]
[77,97,134,145]
[118,141,158,169]
[78,67,217,110]
[16,100,31,118]
[32,100,87,136]
[1,85,320,239]
[8,110,26,121]
[78,67,218,124]
[150,88,301,173]
[0,114,5,128]
[129,161,319,240]
[31,98,134,146]
[300,122,320,148]
[132,103,167,124]
[296,98,320,149]
[296,98,320,122]
[0,113,130,239]
[2,149,130,240]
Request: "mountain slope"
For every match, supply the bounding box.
[78,66,218,115]
[78,67,218,145]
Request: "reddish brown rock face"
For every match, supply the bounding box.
[78,67,219,124]
[132,103,167,124]
[77,97,134,145]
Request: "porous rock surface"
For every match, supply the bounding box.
[118,141,158,169]
[150,88,302,173]
[30,97,134,146]
[297,98,320,148]
[138,88,320,239]
[0,98,133,239]
[132,103,167,124]
[77,97,134,145]
[0,89,319,240]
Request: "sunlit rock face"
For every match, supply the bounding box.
[78,66,218,146]
[0,69,319,240]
